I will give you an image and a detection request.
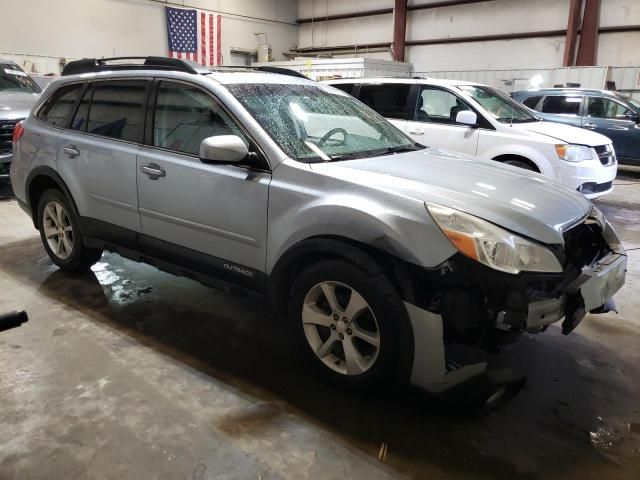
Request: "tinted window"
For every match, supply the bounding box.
[70,84,92,132]
[38,83,83,127]
[587,97,633,119]
[153,81,246,155]
[86,80,148,142]
[541,95,582,115]
[523,96,542,109]
[417,87,473,124]
[331,83,355,95]
[357,84,411,119]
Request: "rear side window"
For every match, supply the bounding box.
[85,80,148,142]
[357,84,411,119]
[37,83,83,127]
[541,95,582,115]
[153,80,247,155]
[331,83,355,95]
[70,84,92,132]
[522,96,542,109]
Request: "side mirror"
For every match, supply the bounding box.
[456,110,478,127]
[199,135,248,164]
[625,112,640,123]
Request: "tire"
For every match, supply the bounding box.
[289,259,411,390]
[503,159,537,172]
[37,189,103,273]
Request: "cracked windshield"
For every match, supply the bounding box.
[226,83,423,162]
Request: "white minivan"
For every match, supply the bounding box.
[324,78,617,198]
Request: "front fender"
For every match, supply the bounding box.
[482,143,557,178]
[266,186,457,274]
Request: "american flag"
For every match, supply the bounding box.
[166,6,222,66]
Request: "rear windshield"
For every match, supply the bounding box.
[0,65,41,93]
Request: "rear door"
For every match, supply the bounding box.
[55,79,150,240]
[538,94,583,126]
[404,85,479,156]
[136,79,270,282]
[355,83,412,134]
[583,96,638,161]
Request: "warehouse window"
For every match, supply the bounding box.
[153,81,246,155]
[357,84,411,119]
[541,95,582,115]
[85,80,148,142]
[37,83,84,128]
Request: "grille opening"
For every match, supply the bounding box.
[563,222,609,268]
[0,119,22,155]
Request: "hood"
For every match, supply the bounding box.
[313,148,591,245]
[513,120,611,146]
[0,92,40,120]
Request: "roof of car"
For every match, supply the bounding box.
[324,76,484,87]
[515,88,618,96]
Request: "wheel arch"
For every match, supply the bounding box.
[26,166,80,228]
[492,153,540,172]
[269,235,416,317]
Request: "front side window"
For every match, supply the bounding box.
[541,95,582,115]
[37,83,84,127]
[86,80,148,142]
[357,84,411,119]
[0,65,41,93]
[153,81,247,155]
[458,85,537,123]
[417,87,473,124]
[226,83,421,162]
[587,97,633,119]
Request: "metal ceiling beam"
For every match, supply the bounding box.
[297,0,495,24]
[393,0,408,62]
[563,0,583,66]
[576,0,601,66]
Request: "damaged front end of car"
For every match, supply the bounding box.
[403,205,627,406]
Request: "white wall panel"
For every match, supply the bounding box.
[0,0,298,73]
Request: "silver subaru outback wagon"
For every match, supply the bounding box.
[10,57,627,402]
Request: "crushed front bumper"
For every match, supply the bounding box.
[403,212,627,395]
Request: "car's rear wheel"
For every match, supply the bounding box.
[289,260,410,390]
[37,189,103,272]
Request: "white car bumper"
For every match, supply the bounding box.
[559,148,618,199]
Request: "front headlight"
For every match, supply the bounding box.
[426,203,563,274]
[555,144,593,162]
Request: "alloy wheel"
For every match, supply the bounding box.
[42,201,74,260]
[302,281,381,376]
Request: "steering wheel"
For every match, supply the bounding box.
[318,128,348,147]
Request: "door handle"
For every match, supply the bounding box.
[583,123,597,128]
[63,145,80,158]
[141,164,166,180]
[408,128,425,135]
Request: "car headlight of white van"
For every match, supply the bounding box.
[555,144,593,162]
[426,203,563,274]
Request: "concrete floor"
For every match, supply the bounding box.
[1,173,640,480]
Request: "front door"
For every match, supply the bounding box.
[404,86,479,156]
[583,96,639,162]
[136,80,270,282]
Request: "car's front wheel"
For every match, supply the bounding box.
[37,189,103,272]
[289,260,410,390]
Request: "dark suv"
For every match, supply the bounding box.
[514,88,640,166]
